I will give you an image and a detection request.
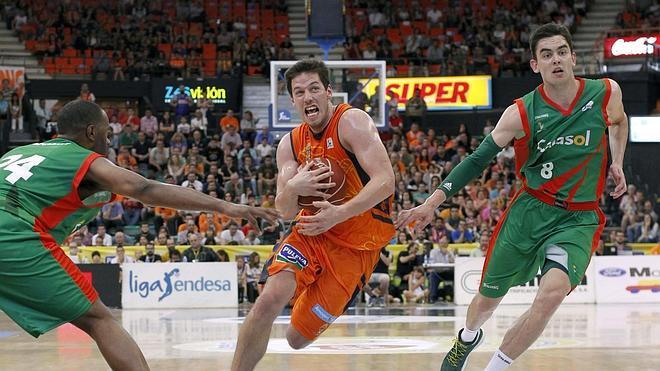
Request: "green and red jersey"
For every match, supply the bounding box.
[514,78,612,209]
[0,137,114,244]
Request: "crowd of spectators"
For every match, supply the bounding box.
[343,0,589,77]
[616,0,659,29]
[3,0,604,80]
[5,0,290,79]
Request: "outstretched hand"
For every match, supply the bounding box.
[395,203,437,234]
[395,189,446,233]
[609,164,627,199]
[223,204,280,234]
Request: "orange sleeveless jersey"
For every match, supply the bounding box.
[290,103,395,251]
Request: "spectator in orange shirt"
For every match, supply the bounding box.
[220,109,239,133]
[79,83,95,102]
[120,108,140,130]
[183,155,205,177]
[416,147,431,171]
[198,211,222,233]
[219,192,243,228]
[170,52,186,76]
[405,122,423,148]
[390,152,406,174]
[153,175,181,235]
[154,207,177,234]
[116,145,138,172]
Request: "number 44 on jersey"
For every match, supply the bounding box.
[0,154,46,184]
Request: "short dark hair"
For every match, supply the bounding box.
[91,250,101,258]
[57,100,106,135]
[530,23,573,59]
[284,59,330,97]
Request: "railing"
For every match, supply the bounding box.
[36,54,268,79]
[605,27,660,38]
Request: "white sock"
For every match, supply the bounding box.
[484,349,513,371]
[460,327,478,343]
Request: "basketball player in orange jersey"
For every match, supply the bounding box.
[231,59,395,371]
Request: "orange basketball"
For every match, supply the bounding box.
[298,157,347,213]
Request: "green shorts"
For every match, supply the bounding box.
[0,214,97,337]
[480,191,605,298]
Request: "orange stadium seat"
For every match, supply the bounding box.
[388,29,403,44]
[275,32,288,43]
[275,15,289,29]
[25,40,37,51]
[430,27,443,37]
[62,48,77,57]
[353,19,366,35]
[203,60,216,76]
[158,43,172,58]
[58,62,75,75]
[234,1,246,17]
[34,41,49,52]
[371,27,385,36]
[43,57,56,74]
[262,9,274,20]
[428,64,442,75]
[203,44,217,60]
[413,21,428,34]
[189,23,203,37]
[206,6,218,19]
[400,25,413,37]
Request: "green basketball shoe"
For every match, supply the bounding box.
[440,328,484,371]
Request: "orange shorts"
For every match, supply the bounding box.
[265,229,381,340]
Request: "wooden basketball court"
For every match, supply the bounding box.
[1,303,659,370]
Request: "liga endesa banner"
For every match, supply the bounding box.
[0,66,25,98]
[454,257,596,305]
[604,34,658,59]
[594,256,660,303]
[122,262,237,309]
[360,75,492,111]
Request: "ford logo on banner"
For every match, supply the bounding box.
[599,267,626,277]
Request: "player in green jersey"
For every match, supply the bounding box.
[0,100,279,370]
[396,23,628,371]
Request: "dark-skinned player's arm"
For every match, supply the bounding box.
[85,157,279,233]
[274,132,335,220]
[604,78,628,199]
[298,109,395,236]
[396,103,523,233]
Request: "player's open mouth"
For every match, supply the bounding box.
[552,67,564,75]
[305,105,320,119]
